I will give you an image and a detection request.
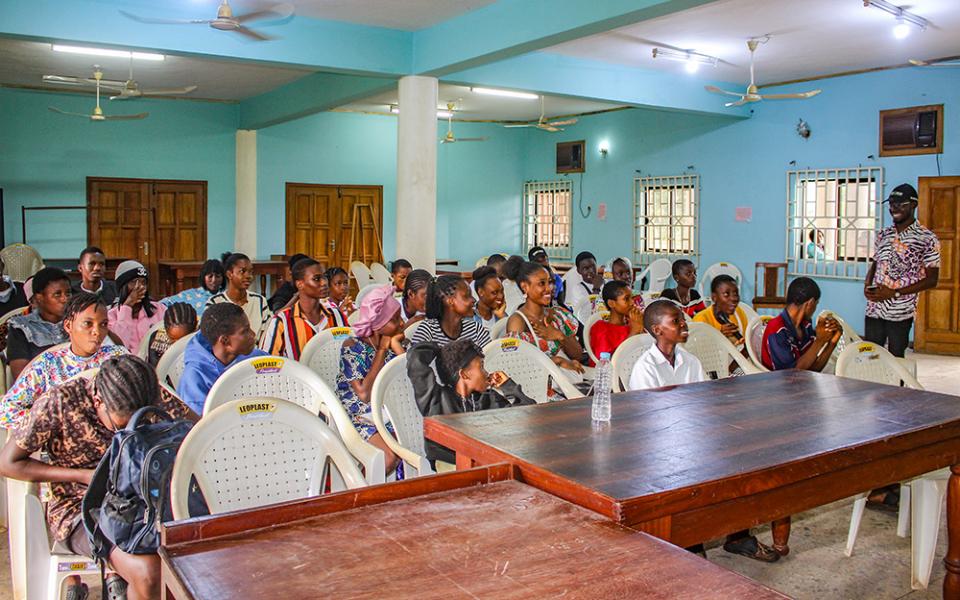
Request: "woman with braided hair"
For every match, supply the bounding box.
[410,275,490,348]
[145,302,198,367]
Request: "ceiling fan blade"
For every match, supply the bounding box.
[546,119,577,126]
[119,10,211,25]
[759,90,821,100]
[503,124,533,128]
[456,137,488,142]
[724,98,749,108]
[141,85,199,96]
[236,3,294,23]
[538,126,562,132]
[234,25,273,41]
[705,85,746,98]
[103,112,149,121]
[43,75,88,85]
[48,106,93,118]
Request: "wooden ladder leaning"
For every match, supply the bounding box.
[346,202,383,283]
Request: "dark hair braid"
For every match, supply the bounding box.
[164,302,198,331]
[95,355,160,416]
[425,275,464,320]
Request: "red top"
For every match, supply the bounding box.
[590,320,632,359]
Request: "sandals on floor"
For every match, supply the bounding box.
[105,576,128,600]
[66,583,89,600]
[722,536,781,563]
[866,490,900,513]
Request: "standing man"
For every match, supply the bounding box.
[73,246,118,305]
[863,183,940,358]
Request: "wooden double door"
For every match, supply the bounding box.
[916,176,960,354]
[87,177,207,296]
[285,183,383,271]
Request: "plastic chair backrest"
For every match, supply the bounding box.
[369,262,391,284]
[698,261,743,298]
[488,317,509,340]
[403,319,421,343]
[636,258,672,293]
[836,341,923,389]
[350,261,373,289]
[683,322,761,379]
[155,331,197,390]
[583,312,604,364]
[738,302,760,324]
[355,282,388,309]
[347,309,361,326]
[502,280,525,315]
[0,244,44,282]
[0,306,28,327]
[573,295,597,326]
[481,337,583,402]
[299,326,353,390]
[745,315,774,372]
[370,355,433,477]
[610,333,654,391]
[170,397,366,520]
[136,321,164,360]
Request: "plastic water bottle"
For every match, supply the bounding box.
[592,352,612,423]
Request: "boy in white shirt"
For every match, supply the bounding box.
[628,300,706,390]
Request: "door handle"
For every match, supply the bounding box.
[143,241,149,256]
[329,239,336,252]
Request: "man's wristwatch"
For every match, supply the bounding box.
[893,291,901,299]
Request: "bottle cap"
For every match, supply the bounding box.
[599,352,611,360]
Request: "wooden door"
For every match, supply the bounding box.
[337,186,383,268]
[87,178,152,270]
[915,176,960,355]
[154,181,207,265]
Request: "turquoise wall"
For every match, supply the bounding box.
[0,88,238,259]
[517,67,959,326]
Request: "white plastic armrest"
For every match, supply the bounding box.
[320,398,386,484]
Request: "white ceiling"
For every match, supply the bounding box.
[547,0,960,86]
[340,84,626,122]
[286,0,496,30]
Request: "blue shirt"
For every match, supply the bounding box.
[177,332,266,414]
[761,309,815,371]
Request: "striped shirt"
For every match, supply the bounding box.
[410,317,491,348]
[866,221,940,322]
[205,291,272,338]
[260,301,329,360]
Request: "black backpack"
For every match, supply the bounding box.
[82,406,206,561]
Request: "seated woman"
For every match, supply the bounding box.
[408,338,534,464]
[693,274,749,349]
[1,292,126,429]
[390,259,412,298]
[108,260,167,352]
[335,285,403,476]
[472,266,506,332]
[0,354,197,600]
[322,267,356,327]
[260,258,330,360]
[660,259,707,317]
[528,246,565,304]
[146,302,198,367]
[6,267,71,381]
[205,252,272,340]
[399,268,431,324]
[504,259,584,376]
[590,280,645,359]
[160,258,225,316]
[411,275,491,348]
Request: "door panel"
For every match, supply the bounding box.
[87,179,151,268]
[916,177,960,354]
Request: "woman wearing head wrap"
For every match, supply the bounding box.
[160,258,225,316]
[108,260,167,352]
[335,285,404,476]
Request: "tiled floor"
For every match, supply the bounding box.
[1,352,957,599]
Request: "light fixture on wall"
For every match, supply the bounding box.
[598,140,609,156]
[470,87,539,100]
[389,105,453,119]
[863,0,927,38]
[51,44,165,61]
[652,48,718,73]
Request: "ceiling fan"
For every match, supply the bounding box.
[503,96,577,132]
[705,37,822,107]
[120,0,294,41]
[44,57,197,100]
[48,67,148,121]
[909,57,960,68]
[440,102,487,144]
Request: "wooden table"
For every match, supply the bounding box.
[160,465,786,599]
[158,260,287,297]
[424,370,960,598]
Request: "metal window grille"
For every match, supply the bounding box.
[522,180,572,260]
[786,167,883,280]
[633,175,699,266]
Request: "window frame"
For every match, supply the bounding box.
[521,179,573,261]
[632,174,700,267]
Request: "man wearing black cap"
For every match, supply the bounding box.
[863,183,940,358]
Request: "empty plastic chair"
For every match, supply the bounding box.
[634,258,672,294]
[350,261,373,290]
[609,332,654,392]
[370,355,434,478]
[0,244,44,282]
[369,262,391,285]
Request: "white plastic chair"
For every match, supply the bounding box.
[403,319,421,343]
[156,331,197,390]
[573,295,598,326]
[683,322,762,379]
[609,332,654,392]
[502,279,525,315]
[738,302,760,324]
[347,309,361,326]
[369,262,391,284]
[355,282,388,309]
[634,258,672,294]
[583,312,604,365]
[698,262,743,299]
[481,337,583,403]
[350,261,373,290]
[818,309,863,373]
[136,321,164,360]
[488,317,509,340]
[170,397,367,520]
[299,326,353,390]
[370,355,434,478]
[745,315,774,372]
[0,244,44,282]
[203,355,386,485]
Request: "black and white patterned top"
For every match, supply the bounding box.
[866,221,940,322]
[410,317,491,349]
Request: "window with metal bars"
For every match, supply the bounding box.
[786,167,883,280]
[521,180,572,260]
[632,175,699,266]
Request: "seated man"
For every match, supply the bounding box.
[0,355,197,600]
[761,277,841,371]
[72,246,118,305]
[563,251,604,313]
[178,302,266,415]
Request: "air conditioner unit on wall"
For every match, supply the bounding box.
[879,104,943,157]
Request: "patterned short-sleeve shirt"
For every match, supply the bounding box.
[866,221,941,322]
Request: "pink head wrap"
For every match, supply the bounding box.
[352,284,401,337]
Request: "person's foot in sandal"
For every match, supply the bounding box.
[65,582,89,600]
[105,575,128,600]
[866,485,900,513]
[723,535,781,563]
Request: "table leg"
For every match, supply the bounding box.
[455,452,475,471]
[944,465,960,599]
[771,516,791,557]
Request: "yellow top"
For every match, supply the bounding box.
[693,304,749,346]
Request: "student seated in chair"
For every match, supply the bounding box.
[145,302,197,368]
[6,267,72,381]
[160,258,225,317]
[528,246,565,304]
[471,266,506,333]
[1,293,126,429]
[267,253,309,313]
[591,280,645,360]
[563,251,605,312]
[390,259,412,298]
[410,275,491,348]
[108,261,167,353]
[660,259,707,317]
[761,277,841,372]
[178,302,266,415]
[409,338,534,465]
[205,253,271,340]
[261,258,331,360]
[693,274,749,349]
[398,268,431,324]
[72,246,118,305]
[0,354,197,600]
[322,267,357,326]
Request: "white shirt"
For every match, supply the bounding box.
[628,344,707,391]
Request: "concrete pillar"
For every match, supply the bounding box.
[396,76,438,271]
[235,129,258,257]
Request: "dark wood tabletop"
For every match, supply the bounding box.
[424,370,960,597]
[160,465,786,599]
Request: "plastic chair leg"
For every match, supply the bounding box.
[911,476,949,590]
[898,483,911,538]
[845,493,868,557]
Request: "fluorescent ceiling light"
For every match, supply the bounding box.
[652,48,719,71]
[52,44,165,61]
[389,105,453,119]
[470,87,539,100]
[863,0,927,34]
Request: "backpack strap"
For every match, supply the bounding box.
[126,405,173,431]
[81,450,115,563]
